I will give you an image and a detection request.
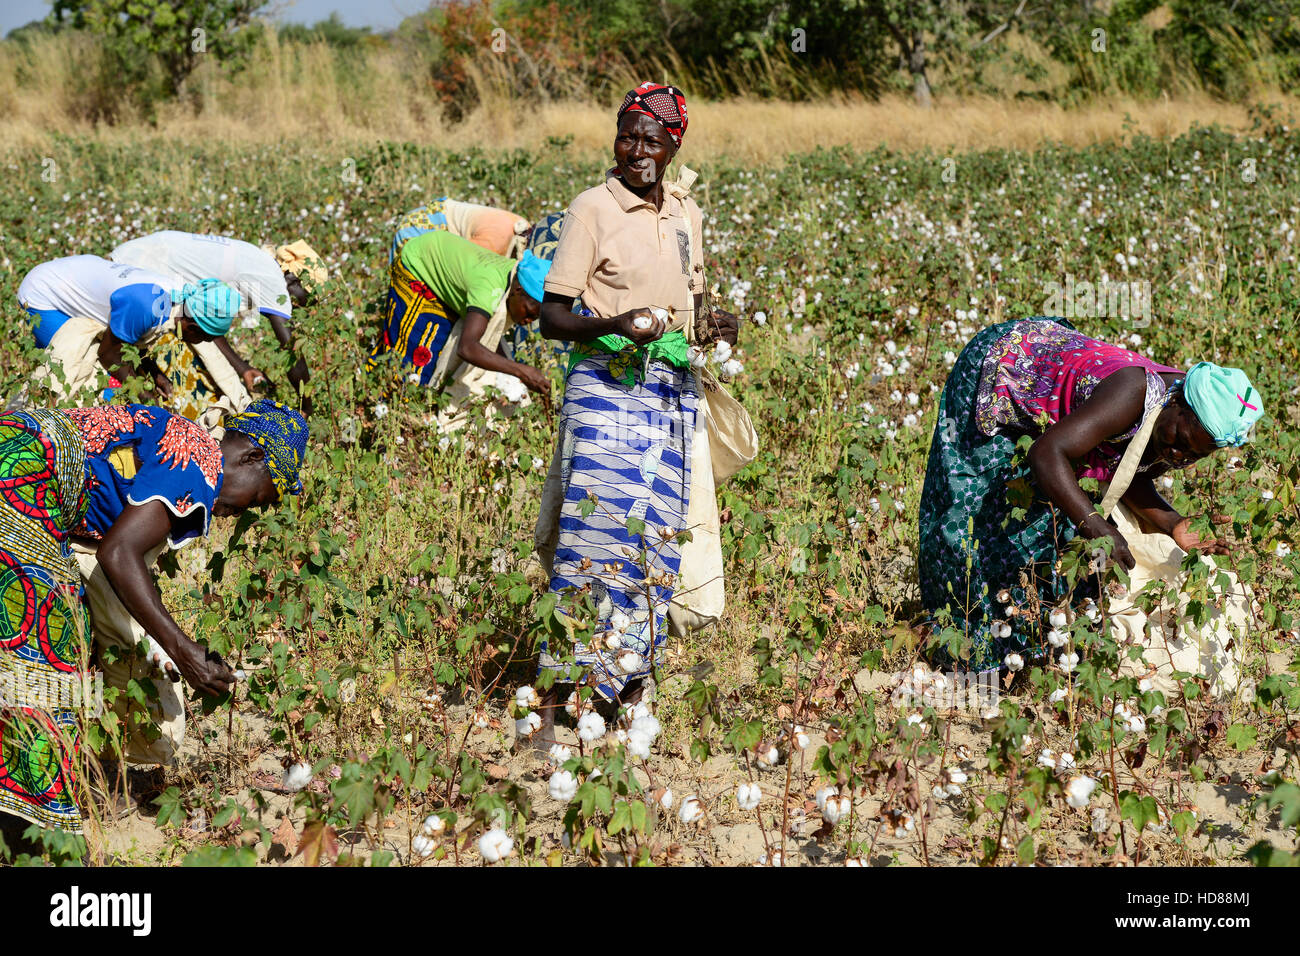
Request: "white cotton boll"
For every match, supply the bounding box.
[1047,628,1068,648]
[548,769,578,802]
[758,850,783,866]
[604,631,622,650]
[721,358,744,378]
[752,310,767,326]
[792,725,810,750]
[943,350,957,366]
[688,346,708,369]
[649,307,669,323]
[547,743,572,766]
[1066,775,1097,809]
[610,609,632,634]
[736,782,761,811]
[630,715,662,741]
[815,786,836,813]
[283,761,313,792]
[1090,807,1110,833]
[659,788,674,810]
[478,827,514,863]
[1083,602,1100,623]
[1049,609,1068,629]
[472,708,490,729]
[1261,489,1274,500]
[497,374,528,403]
[947,769,968,785]
[515,711,541,737]
[412,834,436,858]
[577,711,606,742]
[515,685,540,710]
[372,403,388,419]
[1126,714,1147,734]
[756,744,780,768]
[822,793,851,825]
[1060,652,1080,673]
[626,729,652,760]
[421,814,446,836]
[615,651,641,675]
[1004,653,1024,672]
[907,391,919,406]
[903,413,919,428]
[713,339,733,363]
[565,691,591,719]
[1276,542,1292,558]
[1037,749,1057,770]
[633,316,653,330]
[1049,688,1068,704]
[240,315,259,330]
[1057,752,1076,772]
[678,795,703,824]
[845,856,867,867]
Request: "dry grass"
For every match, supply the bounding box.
[1,31,1297,161]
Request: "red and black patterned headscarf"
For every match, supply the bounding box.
[617,82,689,148]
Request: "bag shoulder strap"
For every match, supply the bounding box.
[1099,384,1163,517]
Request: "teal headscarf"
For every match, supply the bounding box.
[1183,362,1263,447]
[174,278,242,336]
[515,250,552,303]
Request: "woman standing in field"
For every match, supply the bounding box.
[0,399,306,837]
[919,316,1263,690]
[530,83,740,743]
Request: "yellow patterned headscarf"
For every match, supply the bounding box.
[271,240,328,288]
[224,399,309,498]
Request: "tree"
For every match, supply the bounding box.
[50,0,268,96]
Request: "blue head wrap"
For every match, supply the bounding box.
[1183,362,1263,447]
[515,250,552,303]
[174,278,242,336]
[223,399,309,497]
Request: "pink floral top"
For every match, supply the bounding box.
[974,320,1181,480]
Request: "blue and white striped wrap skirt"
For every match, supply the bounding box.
[540,354,698,700]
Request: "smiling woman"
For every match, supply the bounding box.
[919,317,1265,686]
[0,400,306,836]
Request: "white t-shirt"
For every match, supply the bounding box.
[111,231,293,322]
[18,255,174,335]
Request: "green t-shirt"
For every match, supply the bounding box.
[399,230,515,319]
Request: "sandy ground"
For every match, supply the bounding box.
[94,649,1299,867]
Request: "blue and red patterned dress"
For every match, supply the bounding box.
[0,405,222,833]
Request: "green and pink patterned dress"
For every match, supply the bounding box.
[919,317,1180,670]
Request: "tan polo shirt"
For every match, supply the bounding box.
[544,169,704,319]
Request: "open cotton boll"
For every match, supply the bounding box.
[752,310,767,326]
[1059,652,1080,672]
[1065,776,1097,809]
[756,743,780,768]
[1037,749,1057,770]
[547,743,572,766]
[822,793,851,825]
[630,715,662,741]
[713,339,733,363]
[659,788,674,810]
[1049,609,1068,628]
[721,358,744,378]
[815,786,836,813]
[1049,688,1068,704]
[478,827,514,863]
[497,374,528,403]
[791,725,810,750]
[577,711,606,742]
[412,834,436,858]
[515,711,541,737]
[548,769,578,801]
[515,685,540,710]
[615,651,641,675]
[633,315,653,330]
[736,782,761,811]
[421,814,446,836]
[678,795,703,824]
[626,729,653,760]
[283,761,313,792]
[1004,652,1024,671]
[1047,628,1068,648]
